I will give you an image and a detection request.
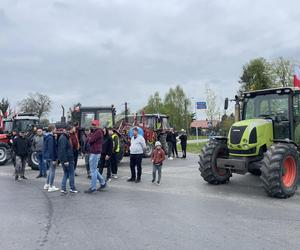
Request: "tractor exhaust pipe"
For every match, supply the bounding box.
[234,95,240,122]
[61,105,66,123]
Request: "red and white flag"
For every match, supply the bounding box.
[293,65,300,88]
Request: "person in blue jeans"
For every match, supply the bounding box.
[58,125,78,194]
[43,125,59,193]
[84,120,107,194]
[33,128,47,178]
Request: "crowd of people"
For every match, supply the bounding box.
[11,120,188,194]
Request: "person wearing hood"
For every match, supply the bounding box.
[43,125,59,192]
[13,130,31,180]
[58,125,78,194]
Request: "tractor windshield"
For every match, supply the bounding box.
[243,93,289,121]
[14,119,38,132]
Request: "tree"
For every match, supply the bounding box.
[239,57,273,94]
[19,92,52,119]
[0,98,9,116]
[271,57,293,87]
[220,113,235,136]
[205,86,220,123]
[144,92,164,114]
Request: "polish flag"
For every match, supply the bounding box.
[293,65,300,88]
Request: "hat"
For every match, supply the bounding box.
[155,141,162,147]
[91,120,100,127]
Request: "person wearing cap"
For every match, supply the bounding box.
[58,126,78,194]
[179,129,188,159]
[84,120,107,194]
[151,141,166,185]
[128,127,146,183]
[43,125,59,192]
[12,130,31,180]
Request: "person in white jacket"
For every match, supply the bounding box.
[128,127,146,183]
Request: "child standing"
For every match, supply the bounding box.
[151,141,166,185]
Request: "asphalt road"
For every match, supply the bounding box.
[1,154,300,250]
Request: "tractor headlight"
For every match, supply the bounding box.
[242,138,248,143]
[242,144,249,149]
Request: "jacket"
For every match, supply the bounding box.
[57,133,74,163]
[69,132,80,150]
[101,135,113,157]
[179,134,187,146]
[166,132,176,144]
[151,148,166,165]
[130,135,146,154]
[13,137,31,157]
[43,133,57,161]
[32,135,44,152]
[87,128,103,154]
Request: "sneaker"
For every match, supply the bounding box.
[168,157,174,160]
[44,184,50,190]
[84,188,96,194]
[43,174,47,178]
[48,186,59,192]
[112,174,118,179]
[61,190,68,194]
[106,178,112,183]
[157,181,161,186]
[36,175,43,178]
[70,189,79,194]
[97,183,107,191]
[21,176,28,180]
[152,179,155,183]
[127,178,135,182]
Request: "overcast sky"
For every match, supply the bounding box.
[1,0,300,121]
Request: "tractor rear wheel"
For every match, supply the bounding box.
[0,142,9,166]
[28,151,39,170]
[261,143,298,198]
[198,140,231,184]
[144,143,154,158]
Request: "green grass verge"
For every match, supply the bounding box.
[188,135,208,140]
[178,142,206,154]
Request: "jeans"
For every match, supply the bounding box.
[152,164,162,182]
[181,143,187,158]
[46,160,56,187]
[89,154,105,190]
[61,161,76,191]
[37,151,46,176]
[15,156,27,177]
[130,154,143,180]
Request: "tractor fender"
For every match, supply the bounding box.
[210,136,228,143]
[273,139,300,151]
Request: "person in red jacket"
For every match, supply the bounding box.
[84,120,107,194]
[151,141,166,185]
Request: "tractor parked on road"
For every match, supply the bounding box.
[199,87,300,198]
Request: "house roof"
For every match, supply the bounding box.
[190,120,219,129]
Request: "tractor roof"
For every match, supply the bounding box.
[243,87,300,97]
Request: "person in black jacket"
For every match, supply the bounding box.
[58,126,78,194]
[98,127,113,182]
[13,131,31,180]
[179,129,188,159]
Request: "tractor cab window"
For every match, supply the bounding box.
[243,93,290,139]
[4,121,13,133]
[161,117,170,130]
[293,94,300,144]
[81,112,95,129]
[97,112,113,128]
[14,119,37,132]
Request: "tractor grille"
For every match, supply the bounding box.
[230,126,247,144]
[229,147,256,155]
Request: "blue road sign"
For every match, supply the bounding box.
[196,102,207,109]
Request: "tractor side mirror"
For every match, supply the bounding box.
[224,98,229,110]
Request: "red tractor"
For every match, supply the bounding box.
[0,113,39,168]
[116,112,171,157]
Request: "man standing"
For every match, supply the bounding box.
[84,120,107,194]
[43,125,59,192]
[13,130,30,180]
[128,127,146,183]
[33,128,46,178]
[69,126,80,176]
[166,129,174,160]
[171,128,179,158]
[83,128,91,179]
[58,126,78,194]
[111,128,120,179]
[99,127,113,182]
[179,129,188,159]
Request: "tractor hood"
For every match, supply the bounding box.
[228,119,273,156]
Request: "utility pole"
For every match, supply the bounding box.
[125,102,128,123]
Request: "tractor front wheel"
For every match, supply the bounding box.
[261,143,298,198]
[0,142,9,166]
[198,140,231,184]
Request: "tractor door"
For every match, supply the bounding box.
[293,93,300,144]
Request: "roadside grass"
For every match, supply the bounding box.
[178,142,207,154]
[188,135,208,140]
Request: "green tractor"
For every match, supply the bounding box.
[199,87,300,198]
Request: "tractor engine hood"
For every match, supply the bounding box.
[228,119,273,156]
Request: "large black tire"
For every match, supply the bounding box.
[198,140,231,184]
[0,142,9,166]
[261,143,299,198]
[28,151,39,170]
